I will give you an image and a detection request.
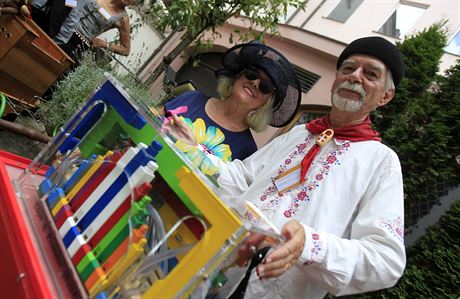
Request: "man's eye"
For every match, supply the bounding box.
[342,66,354,73]
[366,71,378,79]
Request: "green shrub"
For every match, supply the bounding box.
[346,200,460,298]
[372,23,459,225]
[37,52,155,132]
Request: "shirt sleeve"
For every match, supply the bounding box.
[297,150,406,295]
[208,131,288,199]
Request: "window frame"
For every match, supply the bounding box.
[326,0,364,23]
[445,29,460,57]
[376,1,428,39]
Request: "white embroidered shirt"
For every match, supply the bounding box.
[211,124,406,298]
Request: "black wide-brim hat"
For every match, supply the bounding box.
[216,42,301,128]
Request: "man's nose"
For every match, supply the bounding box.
[348,68,363,84]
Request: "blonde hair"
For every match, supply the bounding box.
[216,76,234,99]
[216,76,274,132]
[246,95,274,132]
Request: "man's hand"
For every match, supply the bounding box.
[234,233,267,267]
[256,220,305,278]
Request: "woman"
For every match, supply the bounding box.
[54,0,134,60]
[164,42,301,175]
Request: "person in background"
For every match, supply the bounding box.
[163,41,301,176]
[166,36,406,298]
[53,0,134,61]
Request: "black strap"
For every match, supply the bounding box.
[228,246,271,299]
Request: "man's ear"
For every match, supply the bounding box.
[378,89,395,107]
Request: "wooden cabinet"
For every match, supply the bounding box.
[0,15,74,115]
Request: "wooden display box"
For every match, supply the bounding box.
[0,15,74,115]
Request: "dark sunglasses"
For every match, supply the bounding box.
[241,68,276,95]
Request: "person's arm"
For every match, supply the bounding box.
[166,115,316,204]
[92,15,130,56]
[259,150,406,295]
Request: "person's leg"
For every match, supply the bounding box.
[30,4,50,33]
[47,0,72,38]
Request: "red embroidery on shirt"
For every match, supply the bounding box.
[258,136,350,218]
[305,229,323,265]
[380,216,404,243]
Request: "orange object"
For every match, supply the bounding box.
[84,266,107,291]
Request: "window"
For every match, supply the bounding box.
[292,65,321,93]
[445,30,460,56]
[327,0,364,23]
[283,5,299,23]
[377,3,426,39]
[293,109,329,126]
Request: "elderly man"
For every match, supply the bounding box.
[168,36,406,298]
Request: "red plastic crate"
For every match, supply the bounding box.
[0,150,86,299]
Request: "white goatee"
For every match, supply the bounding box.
[331,81,366,112]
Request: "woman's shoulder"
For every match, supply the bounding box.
[179,90,208,100]
[164,90,209,119]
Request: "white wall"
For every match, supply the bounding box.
[286,0,460,73]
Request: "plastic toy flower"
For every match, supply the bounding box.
[175,117,231,175]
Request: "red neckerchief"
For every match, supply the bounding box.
[300,115,381,182]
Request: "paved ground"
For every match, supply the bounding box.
[0,115,47,160]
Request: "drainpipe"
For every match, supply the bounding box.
[0,118,51,143]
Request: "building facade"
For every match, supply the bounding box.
[140,0,460,147]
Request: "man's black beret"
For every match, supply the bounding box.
[336,36,404,88]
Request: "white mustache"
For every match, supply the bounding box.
[335,81,366,99]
